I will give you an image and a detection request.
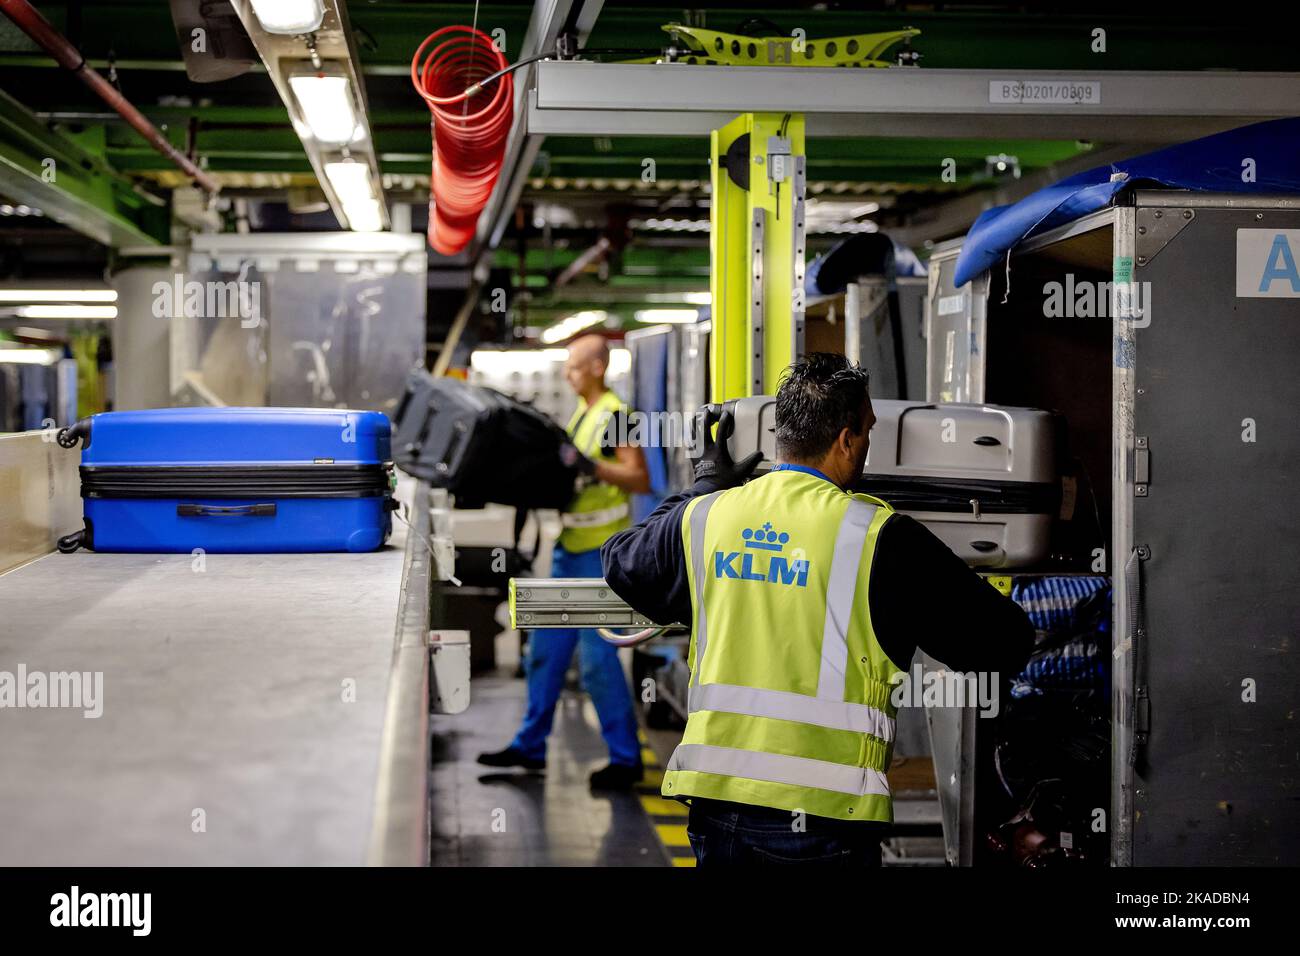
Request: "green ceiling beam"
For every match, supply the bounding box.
[532,134,1093,185]
[0,88,167,246]
[2,5,1295,76]
[493,244,709,274]
[585,8,1300,72]
[101,123,1092,186]
[539,136,1091,162]
[0,3,536,74]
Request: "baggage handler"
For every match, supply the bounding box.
[601,353,1034,862]
[479,334,652,789]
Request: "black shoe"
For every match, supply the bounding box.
[589,763,643,790]
[477,746,545,770]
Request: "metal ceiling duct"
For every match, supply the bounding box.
[0,0,221,194]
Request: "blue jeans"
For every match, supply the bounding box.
[687,798,885,866]
[510,543,641,768]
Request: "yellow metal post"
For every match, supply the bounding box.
[709,112,806,403]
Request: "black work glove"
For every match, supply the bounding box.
[692,406,762,490]
[559,441,597,476]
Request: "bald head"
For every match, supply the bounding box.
[564,333,610,399]
[568,334,609,370]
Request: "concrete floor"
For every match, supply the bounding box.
[427,632,670,867]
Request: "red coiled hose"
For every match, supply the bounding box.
[411,25,514,255]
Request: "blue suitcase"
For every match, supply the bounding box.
[55,407,397,554]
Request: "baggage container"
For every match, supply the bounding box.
[55,406,396,554]
[724,396,1060,568]
[392,371,577,510]
[927,186,1300,864]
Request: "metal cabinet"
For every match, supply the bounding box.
[924,190,1300,866]
[1116,193,1300,865]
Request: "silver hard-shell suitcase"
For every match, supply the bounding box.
[724,396,1061,568]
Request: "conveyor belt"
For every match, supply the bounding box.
[0,485,423,866]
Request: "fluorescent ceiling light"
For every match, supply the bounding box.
[288,72,360,145]
[644,291,710,306]
[249,0,324,35]
[0,289,116,303]
[540,310,607,345]
[806,199,881,218]
[342,198,384,233]
[607,347,631,377]
[11,305,117,320]
[323,160,374,207]
[637,218,710,233]
[635,309,699,324]
[324,156,385,232]
[470,349,570,375]
[0,348,59,365]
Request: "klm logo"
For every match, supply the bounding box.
[714,522,810,587]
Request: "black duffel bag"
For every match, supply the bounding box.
[392,370,578,510]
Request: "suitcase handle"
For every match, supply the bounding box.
[405,402,438,456]
[393,385,415,430]
[177,503,277,517]
[436,419,469,475]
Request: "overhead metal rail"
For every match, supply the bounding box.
[0,0,219,194]
[229,0,388,231]
[477,0,605,251]
[528,63,1300,140]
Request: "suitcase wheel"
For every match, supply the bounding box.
[57,529,87,554]
[57,417,92,450]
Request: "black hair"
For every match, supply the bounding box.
[773,353,871,461]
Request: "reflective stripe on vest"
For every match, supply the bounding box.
[686,682,894,742]
[668,744,890,798]
[686,494,893,741]
[817,499,877,702]
[666,470,901,823]
[687,490,723,688]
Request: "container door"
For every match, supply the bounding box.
[1122,196,1300,864]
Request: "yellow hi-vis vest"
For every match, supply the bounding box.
[662,467,904,823]
[558,389,632,553]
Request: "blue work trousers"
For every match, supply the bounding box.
[510,543,641,767]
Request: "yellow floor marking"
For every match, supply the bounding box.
[655,824,692,847]
[642,795,688,816]
[636,729,696,865]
